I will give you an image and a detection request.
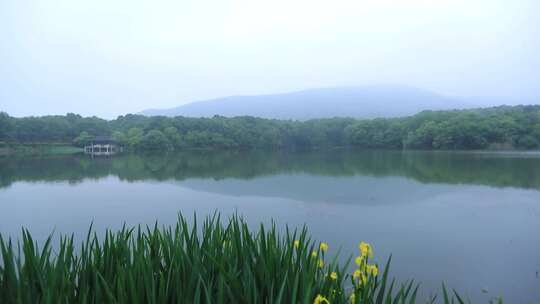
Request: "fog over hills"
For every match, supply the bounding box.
[140,85,528,120]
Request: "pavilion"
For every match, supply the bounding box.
[84,136,121,156]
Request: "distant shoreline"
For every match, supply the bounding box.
[1,142,539,158]
[0,143,83,156]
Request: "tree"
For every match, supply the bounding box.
[73,131,94,147]
[0,112,14,141]
[184,130,212,148]
[3,105,540,151]
[126,128,144,150]
[345,121,372,147]
[164,127,182,149]
[515,135,539,149]
[403,121,440,149]
[140,130,170,150]
[112,131,127,146]
[382,122,405,148]
[533,124,540,141]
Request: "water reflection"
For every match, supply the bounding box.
[2,150,540,191]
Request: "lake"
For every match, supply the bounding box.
[1,150,539,303]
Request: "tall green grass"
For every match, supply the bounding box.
[0,214,478,303]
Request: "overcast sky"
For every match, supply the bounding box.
[1,0,539,118]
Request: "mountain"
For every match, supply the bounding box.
[139,85,476,120]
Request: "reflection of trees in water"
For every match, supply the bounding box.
[1,150,540,190]
[340,152,536,187]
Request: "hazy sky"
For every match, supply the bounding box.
[1,0,539,118]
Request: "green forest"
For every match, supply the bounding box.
[1,105,540,150]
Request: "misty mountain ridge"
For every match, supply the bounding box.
[140,85,530,120]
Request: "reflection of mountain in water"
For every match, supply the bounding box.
[1,150,540,191]
[181,175,456,205]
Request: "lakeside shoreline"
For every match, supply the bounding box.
[2,142,539,157]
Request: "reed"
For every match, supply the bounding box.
[0,213,478,303]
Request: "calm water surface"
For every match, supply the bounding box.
[1,150,539,303]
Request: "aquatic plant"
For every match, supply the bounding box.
[0,213,473,303]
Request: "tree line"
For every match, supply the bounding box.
[1,105,540,150]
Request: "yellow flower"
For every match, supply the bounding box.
[366,264,378,276]
[313,294,330,304]
[359,242,373,258]
[361,273,368,285]
[349,293,356,303]
[354,256,363,266]
[318,259,324,268]
[352,269,361,279]
[320,242,329,252]
[311,251,318,258]
[294,240,300,249]
[329,271,338,280]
